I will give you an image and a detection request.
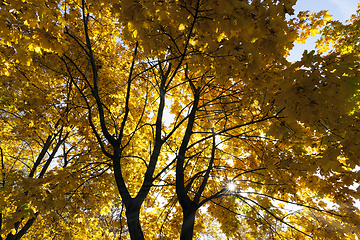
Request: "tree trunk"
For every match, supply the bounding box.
[125,203,145,240]
[180,210,196,240]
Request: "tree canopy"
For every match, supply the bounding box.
[1,0,360,239]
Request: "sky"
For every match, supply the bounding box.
[287,0,359,62]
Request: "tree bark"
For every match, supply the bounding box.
[112,149,146,240]
[125,203,144,240]
[5,214,38,240]
[176,86,200,240]
[180,210,196,240]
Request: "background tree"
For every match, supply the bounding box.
[0,1,117,239]
[317,4,360,56]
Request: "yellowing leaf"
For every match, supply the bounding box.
[179,23,185,31]
[132,29,138,38]
[324,12,332,22]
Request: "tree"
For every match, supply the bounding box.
[317,4,360,56]
[0,2,116,239]
[0,35,118,240]
[1,0,360,239]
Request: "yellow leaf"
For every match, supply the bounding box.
[179,23,185,31]
[34,46,42,54]
[189,38,196,46]
[324,12,332,22]
[132,29,138,38]
[217,32,226,42]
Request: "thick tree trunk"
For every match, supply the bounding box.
[180,210,196,240]
[125,203,144,240]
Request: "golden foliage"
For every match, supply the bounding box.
[1,0,360,239]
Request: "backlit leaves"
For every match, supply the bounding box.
[1,0,360,239]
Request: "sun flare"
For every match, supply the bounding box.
[227,182,237,191]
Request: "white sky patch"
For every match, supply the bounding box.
[327,0,358,22]
[163,99,174,127]
[226,158,234,167]
[145,207,155,213]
